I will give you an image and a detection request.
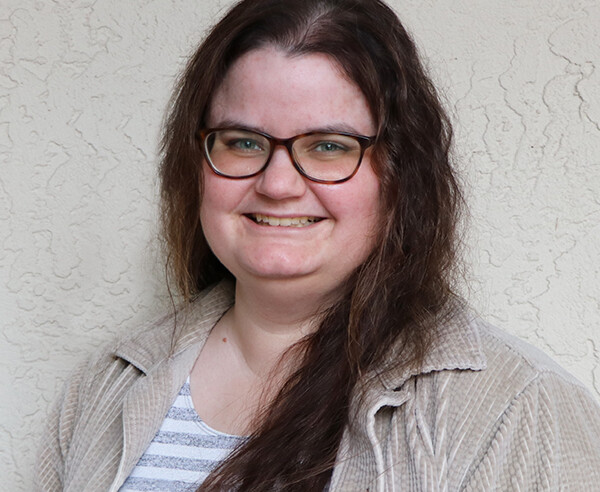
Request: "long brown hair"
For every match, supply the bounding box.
[159,0,463,489]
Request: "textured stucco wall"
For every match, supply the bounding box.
[1,1,599,489]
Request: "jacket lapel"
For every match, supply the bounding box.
[107,281,235,491]
[330,379,411,492]
[330,305,487,492]
[108,345,200,491]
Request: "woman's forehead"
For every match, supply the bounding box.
[207,47,375,136]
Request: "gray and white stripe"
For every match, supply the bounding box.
[119,377,244,492]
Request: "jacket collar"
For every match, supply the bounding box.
[113,280,235,374]
[114,281,485,392]
[114,281,485,395]
[344,303,487,434]
[378,305,487,392]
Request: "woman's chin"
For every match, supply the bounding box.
[237,262,317,282]
[222,247,320,281]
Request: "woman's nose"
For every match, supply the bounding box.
[254,146,307,199]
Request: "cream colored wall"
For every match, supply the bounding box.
[1,0,599,489]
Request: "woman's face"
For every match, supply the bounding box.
[200,47,381,297]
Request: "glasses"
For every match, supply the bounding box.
[198,127,375,184]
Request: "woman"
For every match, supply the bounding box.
[36,0,600,490]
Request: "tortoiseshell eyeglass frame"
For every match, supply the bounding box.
[197,127,376,184]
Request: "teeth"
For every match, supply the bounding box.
[252,214,320,227]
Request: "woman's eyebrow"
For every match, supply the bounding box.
[207,118,260,130]
[310,123,365,134]
[207,120,366,135]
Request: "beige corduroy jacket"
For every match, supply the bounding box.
[36,281,600,491]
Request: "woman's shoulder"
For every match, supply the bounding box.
[421,309,600,414]
[84,280,235,376]
[446,316,600,487]
[36,282,235,490]
[393,312,600,488]
[46,280,235,425]
[473,315,593,399]
[406,303,595,397]
[384,307,600,457]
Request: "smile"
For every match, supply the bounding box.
[247,213,324,227]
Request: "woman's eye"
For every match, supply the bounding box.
[229,139,263,151]
[313,141,347,153]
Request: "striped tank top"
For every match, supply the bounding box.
[119,377,245,491]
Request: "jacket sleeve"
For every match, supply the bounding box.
[35,362,87,492]
[461,372,600,491]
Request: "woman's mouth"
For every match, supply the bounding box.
[246,213,324,227]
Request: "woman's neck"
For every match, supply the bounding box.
[219,279,325,377]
